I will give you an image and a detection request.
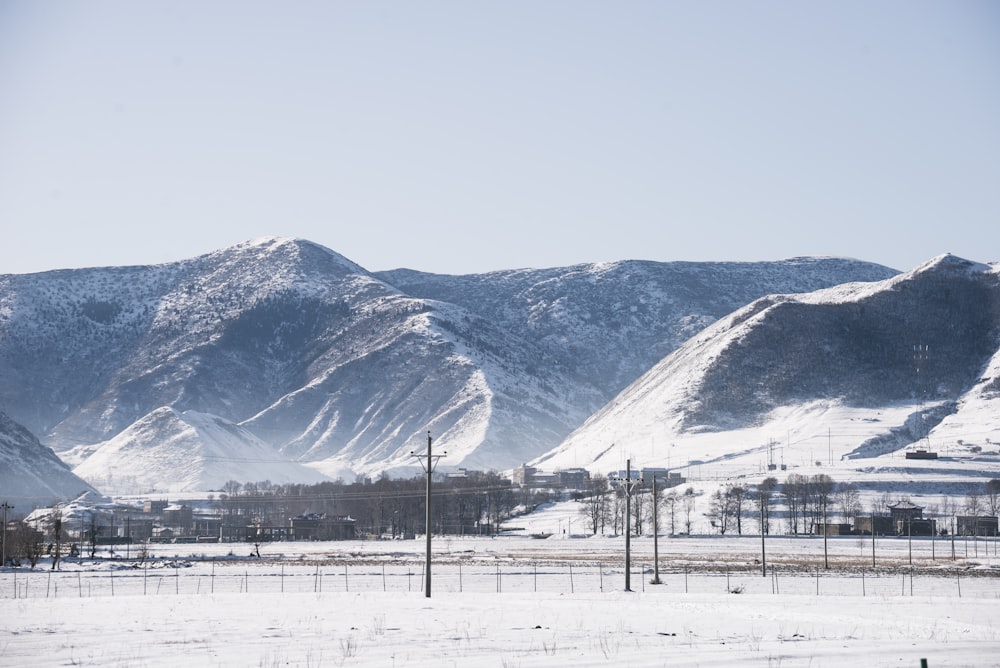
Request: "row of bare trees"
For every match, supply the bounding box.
[217,472,539,537]
[576,475,1000,537]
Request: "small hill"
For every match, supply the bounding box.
[72,407,331,494]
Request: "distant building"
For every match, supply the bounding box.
[144,500,169,514]
[512,465,537,487]
[555,468,590,490]
[956,515,999,537]
[289,513,356,541]
[640,468,669,485]
[905,449,938,460]
[162,504,193,529]
[853,515,895,536]
[512,465,588,490]
[888,500,923,526]
[813,523,852,536]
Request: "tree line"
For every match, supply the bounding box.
[216,472,549,538]
[576,475,1000,537]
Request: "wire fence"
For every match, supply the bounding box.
[5,561,1000,600]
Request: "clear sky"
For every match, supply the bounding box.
[1,1,998,276]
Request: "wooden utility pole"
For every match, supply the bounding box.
[651,476,662,584]
[625,459,633,591]
[760,490,767,578]
[1,501,12,567]
[412,431,443,598]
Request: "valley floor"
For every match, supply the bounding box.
[3,532,1000,667]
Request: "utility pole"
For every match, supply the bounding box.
[619,460,643,592]
[760,490,767,578]
[651,475,662,585]
[823,501,829,569]
[871,513,876,567]
[412,431,444,598]
[624,459,633,591]
[1,501,12,568]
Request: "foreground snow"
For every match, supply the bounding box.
[4,534,1000,667]
[7,588,998,667]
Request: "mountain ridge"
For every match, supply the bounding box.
[0,238,911,495]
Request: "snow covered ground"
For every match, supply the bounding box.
[4,520,1000,667]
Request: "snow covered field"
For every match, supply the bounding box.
[4,528,1000,667]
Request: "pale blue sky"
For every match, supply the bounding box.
[1,1,998,275]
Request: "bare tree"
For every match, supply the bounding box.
[663,490,678,536]
[965,491,983,518]
[9,520,44,568]
[985,479,1000,518]
[756,478,778,535]
[51,510,64,570]
[580,474,610,535]
[707,489,729,534]
[783,474,807,534]
[682,487,697,534]
[836,482,862,523]
[871,490,891,516]
[632,484,646,536]
[812,474,836,533]
[727,484,747,535]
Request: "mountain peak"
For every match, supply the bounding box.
[216,237,368,276]
[909,253,991,277]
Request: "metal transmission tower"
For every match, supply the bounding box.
[411,431,444,598]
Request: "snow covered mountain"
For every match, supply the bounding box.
[0,411,97,508]
[0,237,900,491]
[537,254,1000,481]
[377,257,899,399]
[70,408,330,493]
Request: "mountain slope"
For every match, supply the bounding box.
[538,254,1000,473]
[0,238,600,482]
[71,407,331,493]
[0,411,97,509]
[0,238,903,488]
[377,257,899,398]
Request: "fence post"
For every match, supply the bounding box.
[78,572,82,598]
[344,564,349,593]
[569,563,574,594]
